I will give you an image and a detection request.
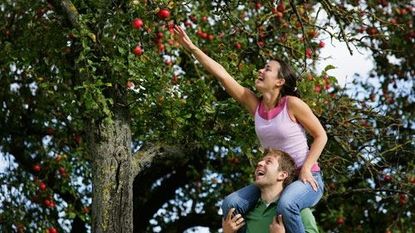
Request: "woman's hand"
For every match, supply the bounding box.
[222,208,245,233]
[299,168,318,192]
[174,25,197,51]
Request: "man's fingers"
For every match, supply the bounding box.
[234,215,244,225]
[236,221,245,229]
[277,214,283,224]
[272,215,277,224]
[226,208,235,220]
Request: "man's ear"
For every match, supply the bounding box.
[277,170,288,181]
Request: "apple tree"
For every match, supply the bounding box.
[0,0,413,233]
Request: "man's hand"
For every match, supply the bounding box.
[269,215,285,233]
[222,208,245,233]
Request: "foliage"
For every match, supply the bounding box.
[0,0,414,232]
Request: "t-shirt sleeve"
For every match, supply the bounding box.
[300,208,319,233]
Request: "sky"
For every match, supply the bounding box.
[316,37,373,87]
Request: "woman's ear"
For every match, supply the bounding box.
[276,78,285,87]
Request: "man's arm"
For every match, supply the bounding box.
[222,208,246,233]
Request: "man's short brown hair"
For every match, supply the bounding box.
[263,148,296,187]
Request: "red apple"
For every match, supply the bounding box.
[314,84,322,93]
[184,20,192,27]
[132,18,143,29]
[366,27,379,36]
[74,135,81,144]
[44,199,51,207]
[255,2,262,10]
[133,46,143,56]
[336,216,345,225]
[189,15,197,23]
[39,182,47,191]
[46,127,54,135]
[357,27,365,33]
[33,164,41,172]
[49,200,56,208]
[48,227,58,233]
[82,206,90,214]
[157,43,165,52]
[319,40,325,48]
[171,75,178,84]
[157,9,170,20]
[274,10,283,19]
[58,167,66,176]
[277,1,285,12]
[235,42,242,49]
[378,0,388,7]
[383,174,392,182]
[164,59,172,66]
[306,48,313,58]
[399,194,408,205]
[307,30,318,38]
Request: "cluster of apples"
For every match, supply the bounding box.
[131,9,171,57]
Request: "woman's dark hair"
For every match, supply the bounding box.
[273,58,301,98]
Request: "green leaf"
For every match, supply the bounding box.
[324,65,337,72]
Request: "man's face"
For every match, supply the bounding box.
[254,155,281,187]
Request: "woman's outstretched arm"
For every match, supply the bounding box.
[174,25,259,115]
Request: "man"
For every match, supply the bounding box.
[222,149,319,233]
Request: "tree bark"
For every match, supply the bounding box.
[88,110,133,233]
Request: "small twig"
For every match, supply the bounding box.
[289,0,308,73]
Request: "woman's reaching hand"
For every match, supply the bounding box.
[174,25,197,51]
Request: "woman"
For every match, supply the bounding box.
[174,25,327,233]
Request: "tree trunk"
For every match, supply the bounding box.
[89,110,133,233]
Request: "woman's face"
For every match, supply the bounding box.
[255,60,284,92]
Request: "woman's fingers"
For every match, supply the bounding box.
[302,176,318,192]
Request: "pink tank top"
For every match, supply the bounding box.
[254,96,320,171]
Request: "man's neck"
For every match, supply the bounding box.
[259,184,284,204]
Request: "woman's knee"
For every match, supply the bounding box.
[221,192,242,214]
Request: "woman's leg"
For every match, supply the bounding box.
[276,172,324,233]
[221,184,260,217]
